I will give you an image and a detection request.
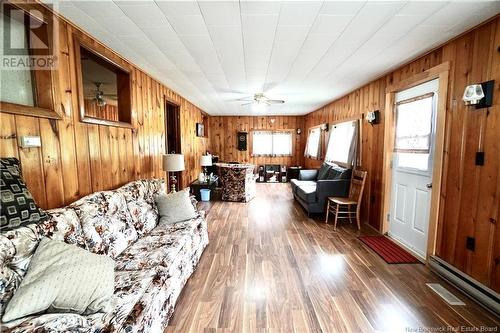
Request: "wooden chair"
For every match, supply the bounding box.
[325,170,367,230]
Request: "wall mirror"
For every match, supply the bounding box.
[74,37,132,127]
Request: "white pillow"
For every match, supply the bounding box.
[2,238,115,323]
[155,188,197,224]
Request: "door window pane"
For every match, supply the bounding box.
[394,95,434,153]
[397,153,429,171]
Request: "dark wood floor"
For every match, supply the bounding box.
[166,183,499,332]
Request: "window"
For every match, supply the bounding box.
[394,94,434,170]
[0,3,61,119]
[252,130,293,156]
[325,120,359,166]
[395,94,433,153]
[75,37,132,127]
[304,127,322,159]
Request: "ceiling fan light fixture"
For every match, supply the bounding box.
[252,102,266,113]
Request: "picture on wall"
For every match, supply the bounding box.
[196,123,205,137]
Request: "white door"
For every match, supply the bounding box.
[388,79,438,259]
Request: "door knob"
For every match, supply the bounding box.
[426,183,432,189]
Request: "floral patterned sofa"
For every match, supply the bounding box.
[216,163,257,202]
[0,179,209,333]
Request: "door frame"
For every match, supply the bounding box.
[380,62,450,261]
[164,96,182,189]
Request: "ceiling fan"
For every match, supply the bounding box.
[85,82,117,107]
[239,93,285,106]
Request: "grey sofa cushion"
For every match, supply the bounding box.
[296,185,317,204]
[326,164,352,180]
[290,179,316,193]
[317,163,331,180]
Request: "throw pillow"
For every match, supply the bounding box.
[0,158,48,231]
[155,188,197,224]
[2,238,115,323]
[327,164,352,180]
[317,163,332,180]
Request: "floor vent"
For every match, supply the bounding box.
[426,283,466,305]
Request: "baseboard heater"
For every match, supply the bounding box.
[429,256,500,317]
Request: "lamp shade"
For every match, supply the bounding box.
[200,155,212,167]
[163,154,185,172]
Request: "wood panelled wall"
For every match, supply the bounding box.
[303,17,500,291]
[0,13,208,209]
[83,99,119,122]
[209,116,305,167]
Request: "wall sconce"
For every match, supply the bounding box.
[296,128,302,135]
[366,110,380,125]
[463,80,494,109]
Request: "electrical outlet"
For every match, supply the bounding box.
[19,136,41,148]
[475,152,485,166]
[466,237,475,251]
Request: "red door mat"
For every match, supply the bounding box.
[358,236,422,264]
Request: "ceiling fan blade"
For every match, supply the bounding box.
[240,102,253,106]
[266,99,285,104]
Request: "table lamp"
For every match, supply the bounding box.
[200,155,212,182]
[163,154,185,193]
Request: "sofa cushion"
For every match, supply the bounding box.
[2,238,115,323]
[0,224,42,316]
[40,208,87,249]
[0,158,48,231]
[290,179,316,193]
[70,191,138,259]
[114,216,205,272]
[317,163,331,180]
[103,269,157,332]
[118,181,158,236]
[326,164,352,180]
[296,185,317,204]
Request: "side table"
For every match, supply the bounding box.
[190,179,219,201]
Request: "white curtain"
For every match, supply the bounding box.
[325,120,359,166]
[252,130,293,156]
[304,127,322,159]
[394,95,433,153]
[272,131,293,156]
[252,131,273,156]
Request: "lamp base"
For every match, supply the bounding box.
[169,174,178,193]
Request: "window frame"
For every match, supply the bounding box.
[304,125,323,160]
[251,129,294,157]
[0,2,62,120]
[73,35,133,128]
[324,117,362,168]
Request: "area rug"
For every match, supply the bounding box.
[358,235,422,264]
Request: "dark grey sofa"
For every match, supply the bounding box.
[291,162,351,214]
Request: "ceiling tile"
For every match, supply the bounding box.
[278,1,322,26]
[320,1,366,16]
[198,1,241,26]
[309,14,354,35]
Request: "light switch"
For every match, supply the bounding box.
[20,136,41,148]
